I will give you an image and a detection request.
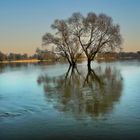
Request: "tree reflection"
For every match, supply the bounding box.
[0,63,5,73]
[0,62,42,74]
[37,66,123,118]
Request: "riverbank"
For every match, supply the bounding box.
[0,59,40,64]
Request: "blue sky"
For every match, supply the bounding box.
[0,0,140,54]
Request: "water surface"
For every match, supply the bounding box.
[0,61,140,140]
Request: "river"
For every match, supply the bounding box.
[0,60,140,140]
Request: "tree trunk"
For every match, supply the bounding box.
[65,65,72,79]
[71,61,76,68]
[87,58,91,70]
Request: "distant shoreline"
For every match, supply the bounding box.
[1,56,140,64]
[0,59,40,64]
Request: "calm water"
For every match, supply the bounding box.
[0,61,140,140]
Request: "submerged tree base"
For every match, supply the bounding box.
[87,59,92,70]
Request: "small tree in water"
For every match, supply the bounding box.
[42,12,122,68]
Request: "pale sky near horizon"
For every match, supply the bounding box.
[0,0,140,55]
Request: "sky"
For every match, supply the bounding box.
[0,0,140,55]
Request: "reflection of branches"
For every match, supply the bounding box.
[0,63,33,74]
[0,64,5,73]
[37,66,123,119]
[83,68,103,88]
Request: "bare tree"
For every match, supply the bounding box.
[42,19,83,67]
[42,12,122,69]
[68,12,122,69]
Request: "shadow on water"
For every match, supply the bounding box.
[37,65,123,119]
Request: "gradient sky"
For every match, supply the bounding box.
[0,0,140,55]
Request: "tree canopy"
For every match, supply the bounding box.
[42,12,122,68]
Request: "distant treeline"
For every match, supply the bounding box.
[0,52,35,62]
[1,50,140,62]
[96,51,140,60]
[118,51,140,59]
[0,50,58,62]
[0,52,29,61]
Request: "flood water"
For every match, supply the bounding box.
[0,61,140,140]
